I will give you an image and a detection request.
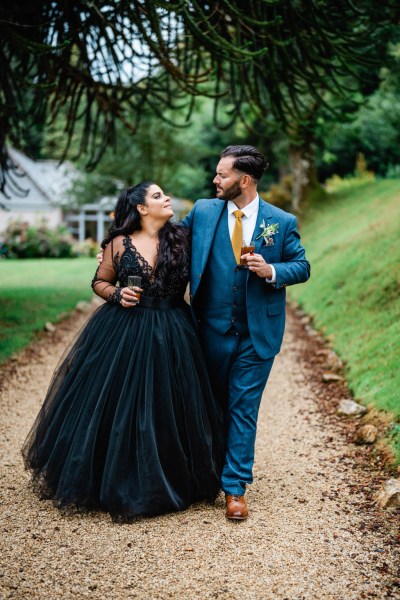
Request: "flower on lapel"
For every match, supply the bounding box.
[256,220,279,246]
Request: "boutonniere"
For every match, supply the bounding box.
[256,221,279,246]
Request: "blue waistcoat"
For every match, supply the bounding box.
[197,209,249,336]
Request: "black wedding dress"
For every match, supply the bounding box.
[22,235,224,521]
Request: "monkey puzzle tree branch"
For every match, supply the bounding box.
[0,0,396,195]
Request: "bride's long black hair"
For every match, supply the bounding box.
[102,181,190,282]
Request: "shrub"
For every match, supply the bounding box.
[261,175,292,210]
[72,238,99,257]
[385,164,400,179]
[0,219,76,258]
[325,154,375,193]
[325,172,375,194]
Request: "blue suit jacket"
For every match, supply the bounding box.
[182,198,310,359]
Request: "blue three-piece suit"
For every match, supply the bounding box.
[182,198,310,495]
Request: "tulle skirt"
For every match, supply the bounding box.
[22,297,224,521]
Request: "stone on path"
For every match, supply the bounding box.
[374,479,400,511]
[300,315,311,325]
[44,322,56,333]
[337,399,368,418]
[322,372,344,383]
[75,300,91,312]
[326,350,343,372]
[304,324,319,337]
[355,424,378,445]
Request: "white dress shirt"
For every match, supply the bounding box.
[227,195,276,283]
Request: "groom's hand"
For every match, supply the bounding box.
[242,252,273,279]
[97,249,104,266]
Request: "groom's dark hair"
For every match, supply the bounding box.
[220,145,268,182]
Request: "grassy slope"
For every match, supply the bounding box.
[289,179,400,458]
[0,258,95,363]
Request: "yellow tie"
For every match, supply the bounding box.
[231,210,244,264]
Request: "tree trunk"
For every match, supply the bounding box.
[288,142,319,214]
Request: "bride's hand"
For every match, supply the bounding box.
[97,250,104,266]
[120,286,142,308]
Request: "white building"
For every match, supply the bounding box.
[0,149,193,242]
[0,149,113,242]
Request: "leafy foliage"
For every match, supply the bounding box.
[0,220,98,258]
[65,98,248,203]
[1,0,396,195]
[317,89,400,179]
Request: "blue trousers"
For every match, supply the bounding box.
[200,324,274,496]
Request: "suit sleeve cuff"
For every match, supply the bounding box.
[265,264,276,284]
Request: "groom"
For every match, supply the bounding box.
[181,145,310,520]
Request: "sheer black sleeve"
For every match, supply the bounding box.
[91,240,122,304]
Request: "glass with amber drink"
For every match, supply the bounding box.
[127,276,142,303]
[240,239,255,267]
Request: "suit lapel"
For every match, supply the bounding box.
[200,200,226,270]
[253,200,273,254]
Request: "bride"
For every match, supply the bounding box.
[22,181,224,521]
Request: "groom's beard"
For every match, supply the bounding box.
[217,180,242,201]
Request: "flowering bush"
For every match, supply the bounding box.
[72,237,99,258]
[0,220,76,258]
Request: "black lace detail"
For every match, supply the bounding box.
[109,288,123,304]
[116,237,187,298]
[92,271,122,304]
[122,237,155,279]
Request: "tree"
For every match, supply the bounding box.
[65,97,244,204]
[1,0,397,197]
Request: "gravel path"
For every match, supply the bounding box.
[0,306,399,599]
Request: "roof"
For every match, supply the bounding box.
[5,148,79,208]
[2,150,194,218]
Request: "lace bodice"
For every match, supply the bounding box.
[92,236,188,304]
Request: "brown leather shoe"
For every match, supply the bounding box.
[225,494,248,520]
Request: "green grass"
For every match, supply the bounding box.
[0,258,96,363]
[289,179,400,462]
